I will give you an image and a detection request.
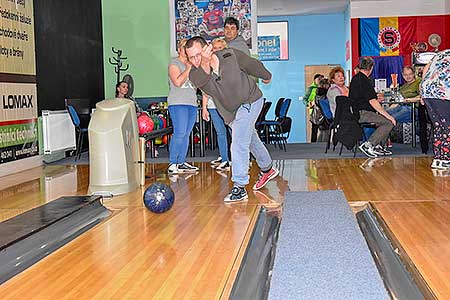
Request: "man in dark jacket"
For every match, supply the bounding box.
[186,36,278,203]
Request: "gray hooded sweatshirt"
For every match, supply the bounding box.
[227,35,250,56]
[189,48,271,124]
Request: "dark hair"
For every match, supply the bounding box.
[186,36,207,49]
[115,81,128,97]
[224,17,239,30]
[318,78,330,89]
[313,73,324,80]
[359,57,374,70]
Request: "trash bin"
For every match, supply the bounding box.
[88,99,140,195]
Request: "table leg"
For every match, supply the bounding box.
[139,137,146,186]
[199,116,205,157]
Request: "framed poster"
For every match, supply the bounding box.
[169,0,257,56]
[257,21,289,61]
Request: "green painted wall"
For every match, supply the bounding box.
[102,0,170,98]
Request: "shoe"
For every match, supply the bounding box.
[373,145,392,156]
[211,157,222,165]
[359,142,377,158]
[381,146,393,156]
[253,167,279,190]
[177,163,198,173]
[168,163,178,174]
[215,161,230,171]
[183,162,199,170]
[431,159,450,170]
[224,186,248,202]
[431,159,441,169]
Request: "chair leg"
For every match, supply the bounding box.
[325,129,332,153]
[75,131,82,161]
[339,143,344,156]
[353,141,358,157]
[77,132,85,160]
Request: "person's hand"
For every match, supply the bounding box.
[262,78,271,84]
[420,98,425,105]
[386,114,396,126]
[377,93,384,102]
[201,44,213,62]
[202,108,210,121]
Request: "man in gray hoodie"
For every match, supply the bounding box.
[186,36,279,203]
[224,17,250,55]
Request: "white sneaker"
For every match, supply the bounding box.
[431,159,450,170]
[168,163,178,174]
[177,163,198,173]
[182,162,199,171]
[359,142,377,158]
[211,157,222,165]
[215,161,230,171]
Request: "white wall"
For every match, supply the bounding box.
[351,0,447,18]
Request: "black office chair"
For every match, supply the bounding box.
[255,100,272,140]
[263,98,292,150]
[67,105,88,160]
[330,96,363,156]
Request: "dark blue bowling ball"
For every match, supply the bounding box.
[143,183,175,213]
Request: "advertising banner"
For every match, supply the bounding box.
[0,0,37,164]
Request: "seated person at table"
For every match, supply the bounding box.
[349,57,395,158]
[386,66,421,123]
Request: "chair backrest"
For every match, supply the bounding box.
[65,98,91,115]
[278,98,291,119]
[256,101,272,124]
[318,98,333,121]
[67,105,81,127]
[279,117,292,135]
[334,96,358,126]
[273,97,285,118]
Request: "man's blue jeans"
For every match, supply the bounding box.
[229,97,272,186]
[209,108,230,162]
[387,105,415,123]
[168,105,197,164]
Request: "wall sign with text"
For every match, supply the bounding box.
[257,21,288,61]
[0,0,38,164]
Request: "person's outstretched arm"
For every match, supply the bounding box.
[233,49,272,82]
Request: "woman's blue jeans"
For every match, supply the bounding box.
[168,105,197,164]
[209,108,230,162]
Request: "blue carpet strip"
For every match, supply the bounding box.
[268,190,389,300]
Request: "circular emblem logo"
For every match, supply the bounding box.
[378,27,401,50]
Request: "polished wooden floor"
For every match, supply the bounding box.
[0,157,449,299]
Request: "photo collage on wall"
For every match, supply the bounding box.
[174,0,252,49]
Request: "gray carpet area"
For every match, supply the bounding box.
[268,190,389,300]
[50,142,430,165]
